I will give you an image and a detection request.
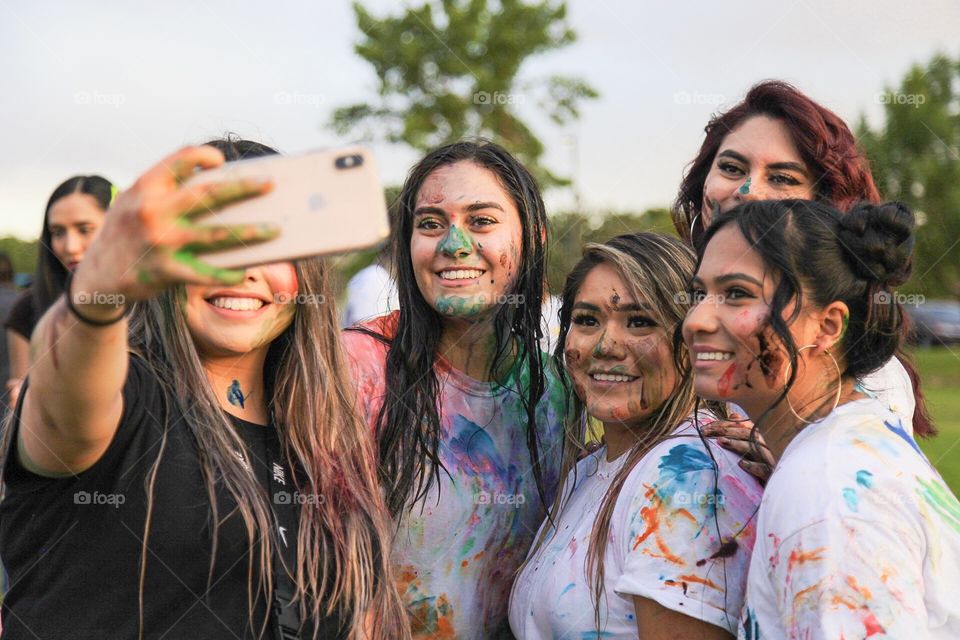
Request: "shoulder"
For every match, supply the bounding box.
[4,288,38,337]
[340,311,397,363]
[860,357,915,427]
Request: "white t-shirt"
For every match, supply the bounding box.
[860,357,915,434]
[739,398,960,639]
[341,262,399,327]
[509,418,765,638]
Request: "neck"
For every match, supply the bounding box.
[601,416,657,461]
[438,314,505,381]
[746,377,861,460]
[202,349,270,426]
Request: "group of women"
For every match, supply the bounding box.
[0,80,957,640]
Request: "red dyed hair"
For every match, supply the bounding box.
[673,80,934,438]
[673,80,880,245]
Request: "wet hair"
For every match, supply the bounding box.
[348,139,553,518]
[693,199,919,429]
[673,80,880,246]
[674,80,933,437]
[33,175,114,314]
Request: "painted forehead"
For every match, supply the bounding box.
[415,162,514,208]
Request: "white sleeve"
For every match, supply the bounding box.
[860,357,915,434]
[764,514,929,639]
[613,441,762,634]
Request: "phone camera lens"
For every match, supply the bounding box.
[335,154,364,170]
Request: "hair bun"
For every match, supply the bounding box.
[836,201,915,287]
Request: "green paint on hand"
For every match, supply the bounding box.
[172,250,244,282]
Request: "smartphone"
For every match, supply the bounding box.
[185,145,389,269]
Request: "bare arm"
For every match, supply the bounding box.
[17,146,276,476]
[634,596,734,640]
[5,328,29,406]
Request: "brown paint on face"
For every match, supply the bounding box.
[756,329,786,389]
[564,347,582,364]
[421,185,445,204]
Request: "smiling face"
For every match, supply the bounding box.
[563,263,677,428]
[701,115,815,227]
[47,192,107,271]
[682,225,825,415]
[184,262,299,359]
[410,161,524,321]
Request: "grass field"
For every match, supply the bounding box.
[913,346,960,493]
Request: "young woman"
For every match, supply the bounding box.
[684,199,960,638]
[509,233,763,639]
[0,140,407,639]
[342,141,567,638]
[4,175,114,406]
[673,80,932,441]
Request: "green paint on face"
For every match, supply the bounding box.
[918,477,960,534]
[739,176,752,195]
[592,330,607,358]
[840,313,849,340]
[435,294,487,318]
[172,250,244,283]
[437,225,473,256]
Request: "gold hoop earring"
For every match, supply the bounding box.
[783,344,842,424]
[689,213,701,240]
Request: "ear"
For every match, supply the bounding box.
[813,301,849,354]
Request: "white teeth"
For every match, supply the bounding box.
[210,297,265,311]
[440,269,484,280]
[696,352,734,361]
[590,373,637,383]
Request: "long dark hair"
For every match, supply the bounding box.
[349,140,553,518]
[691,199,918,438]
[33,175,114,313]
[674,80,933,438]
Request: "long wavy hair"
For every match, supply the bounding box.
[672,80,933,438]
[533,233,712,631]
[349,139,553,519]
[128,137,408,639]
[33,175,114,314]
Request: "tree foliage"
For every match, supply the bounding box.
[332,0,597,187]
[857,52,960,297]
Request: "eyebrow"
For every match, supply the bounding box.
[413,201,504,217]
[716,150,810,177]
[692,273,764,287]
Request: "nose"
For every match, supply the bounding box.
[63,229,84,258]
[682,294,720,343]
[591,327,627,360]
[732,172,770,207]
[437,225,473,258]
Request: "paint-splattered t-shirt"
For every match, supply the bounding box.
[341,312,567,639]
[739,398,960,640]
[508,417,763,638]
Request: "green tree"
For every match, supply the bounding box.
[332,0,597,187]
[857,52,960,298]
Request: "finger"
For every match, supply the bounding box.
[167,250,247,285]
[177,177,274,221]
[181,223,279,254]
[704,423,755,439]
[139,145,227,188]
[717,437,753,457]
[738,459,773,483]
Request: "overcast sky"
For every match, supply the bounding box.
[1,0,958,239]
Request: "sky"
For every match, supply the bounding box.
[1,0,958,239]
